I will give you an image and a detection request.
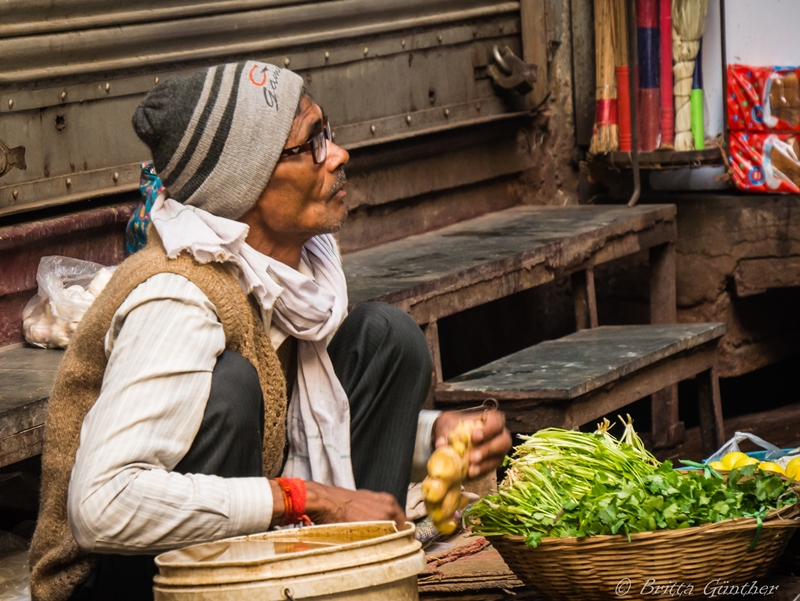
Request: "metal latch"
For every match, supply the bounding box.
[0,139,26,178]
[487,45,537,95]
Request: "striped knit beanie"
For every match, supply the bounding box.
[132,61,304,220]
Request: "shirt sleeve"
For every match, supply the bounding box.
[68,272,273,554]
[410,410,441,482]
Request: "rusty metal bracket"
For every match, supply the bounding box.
[487,45,537,95]
[0,139,26,178]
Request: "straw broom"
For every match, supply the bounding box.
[614,0,633,152]
[589,0,619,155]
[672,0,708,151]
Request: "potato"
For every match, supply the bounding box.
[427,447,462,482]
[423,419,481,533]
[421,477,449,504]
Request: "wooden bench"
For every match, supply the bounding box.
[345,203,684,447]
[0,345,63,467]
[0,203,684,467]
[436,323,727,456]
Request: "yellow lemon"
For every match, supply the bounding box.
[757,461,785,475]
[732,455,759,468]
[707,461,726,471]
[721,452,748,470]
[785,457,800,480]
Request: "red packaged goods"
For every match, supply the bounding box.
[729,131,800,193]
[728,65,800,132]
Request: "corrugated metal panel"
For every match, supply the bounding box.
[0,0,517,83]
[0,0,543,217]
[0,1,330,37]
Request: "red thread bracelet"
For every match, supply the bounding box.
[275,478,312,526]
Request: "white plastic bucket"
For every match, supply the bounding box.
[153,522,425,601]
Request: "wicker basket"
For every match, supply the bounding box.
[489,502,800,601]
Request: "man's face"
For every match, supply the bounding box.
[247,96,349,241]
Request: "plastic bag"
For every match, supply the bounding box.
[0,531,30,601]
[728,65,800,133]
[22,256,115,349]
[729,132,800,194]
[705,431,800,469]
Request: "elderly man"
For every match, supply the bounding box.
[29,61,511,601]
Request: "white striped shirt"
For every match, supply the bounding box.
[68,272,437,553]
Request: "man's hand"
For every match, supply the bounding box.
[302,482,407,529]
[433,410,512,479]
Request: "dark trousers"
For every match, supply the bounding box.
[70,302,431,601]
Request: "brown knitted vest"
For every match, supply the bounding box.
[29,231,288,601]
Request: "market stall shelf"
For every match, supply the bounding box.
[601,146,723,169]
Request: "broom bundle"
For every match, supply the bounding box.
[637,0,661,150]
[589,0,619,155]
[614,0,633,152]
[660,0,674,147]
[672,0,708,151]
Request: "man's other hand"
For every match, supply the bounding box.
[433,410,512,479]
[304,483,406,529]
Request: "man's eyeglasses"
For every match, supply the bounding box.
[278,117,331,164]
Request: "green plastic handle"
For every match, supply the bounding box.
[691,89,704,150]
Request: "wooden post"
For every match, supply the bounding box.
[520,0,549,108]
[649,241,683,448]
[571,268,599,330]
[650,242,677,324]
[570,0,596,146]
[697,367,725,457]
[422,320,443,410]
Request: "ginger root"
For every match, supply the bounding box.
[421,420,476,534]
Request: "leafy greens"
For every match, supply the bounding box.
[465,418,797,547]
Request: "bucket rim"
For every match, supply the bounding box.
[155,521,416,570]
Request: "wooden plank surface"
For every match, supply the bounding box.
[0,345,62,439]
[344,204,676,318]
[472,345,718,434]
[0,426,44,468]
[734,256,800,297]
[437,324,725,401]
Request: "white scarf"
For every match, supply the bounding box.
[150,196,356,489]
